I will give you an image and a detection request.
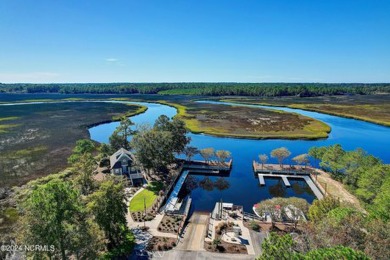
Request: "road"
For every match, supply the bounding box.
[149,250,255,260]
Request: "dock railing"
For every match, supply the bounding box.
[309,172,328,197]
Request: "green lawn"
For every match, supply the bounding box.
[129,181,163,212]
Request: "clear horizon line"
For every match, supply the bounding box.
[1,81,389,85]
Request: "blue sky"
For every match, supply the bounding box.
[0,0,389,83]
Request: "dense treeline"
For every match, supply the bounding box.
[309,144,390,221]
[1,140,135,259]
[256,145,390,260]
[1,82,390,97]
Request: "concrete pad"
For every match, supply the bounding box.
[177,212,208,251]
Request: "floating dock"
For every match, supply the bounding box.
[281,175,291,187]
[258,174,265,186]
[258,173,290,187]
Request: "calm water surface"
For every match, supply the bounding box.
[89,101,390,212]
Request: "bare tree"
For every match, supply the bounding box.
[271,147,291,169]
[292,153,310,169]
[183,146,199,162]
[200,148,215,164]
[215,150,231,167]
[259,154,269,169]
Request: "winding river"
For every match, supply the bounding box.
[89,100,390,212]
[2,96,388,211]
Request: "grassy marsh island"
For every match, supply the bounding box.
[220,94,390,127]
[160,100,331,140]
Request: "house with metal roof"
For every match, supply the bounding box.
[109,148,144,186]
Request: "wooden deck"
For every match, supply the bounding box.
[184,159,233,173]
[253,161,310,175]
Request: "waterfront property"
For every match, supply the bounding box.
[109,148,144,186]
[88,100,390,212]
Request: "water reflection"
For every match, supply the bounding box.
[267,178,287,197]
[199,176,215,191]
[214,177,230,191]
[180,175,231,196]
[291,179,312,195]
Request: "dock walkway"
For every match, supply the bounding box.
[258,173,290,187]
[302,175,323,199]
[281,175,291,187]
[164,170,189,212]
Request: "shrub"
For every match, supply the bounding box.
[250,221,260,231]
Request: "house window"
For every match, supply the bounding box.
[122,159,128,166]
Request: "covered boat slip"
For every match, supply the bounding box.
[164,170,190,212]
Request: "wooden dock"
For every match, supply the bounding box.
[184,159,233,174]
[253,161,310,175]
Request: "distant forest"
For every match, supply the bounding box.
[1,83,390,97]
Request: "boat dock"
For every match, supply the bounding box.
[163,159,233,213]
[258,173,290,187]
[164,170,190,212]
[253,161,309,175]
[302,175,323,199]
[257,173,323,199]
[184,159,233,173]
